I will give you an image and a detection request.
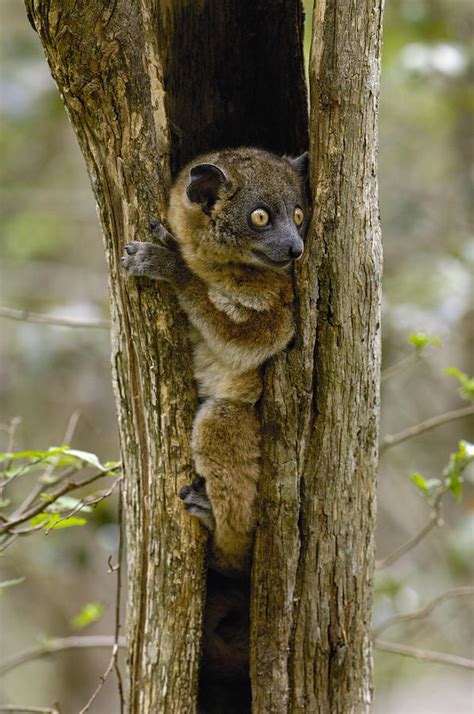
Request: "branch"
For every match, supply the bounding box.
[374,587,474,637]
[381,352,419,382]
[78,645,118,714]
[0,466,120,538]
[112,486,125,712]
[0,704,59,714]
[0,636,125,677]
[380,405,474,453]
[376,484,447,569]
[374,639,474,670]
[0,306,109,330]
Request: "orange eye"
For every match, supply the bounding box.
[294,207,304,226]
[250,208,270,228]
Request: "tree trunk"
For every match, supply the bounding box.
[251,1,384,712]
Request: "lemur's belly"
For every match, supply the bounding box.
[191,336,262,403]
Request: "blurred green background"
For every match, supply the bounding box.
[1,0,473,711]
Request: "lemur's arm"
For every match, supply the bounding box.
[121,224,293,372]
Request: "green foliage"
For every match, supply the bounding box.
[71,602,104,630]
[0,443,120,550]
[410,441,473,503]
[444,440,474,501]
[0,446,115,472]
[444,367,474,402]
[407,332,441,350]
[30,513,87,530]
[410,472,441,494]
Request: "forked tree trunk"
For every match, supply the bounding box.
[25,0,383,711]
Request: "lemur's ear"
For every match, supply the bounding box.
[288,151,309,180]
[187,163,228,215]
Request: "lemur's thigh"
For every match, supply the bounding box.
[192,398,260,571]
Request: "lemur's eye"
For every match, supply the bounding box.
[294,207,304,226]
[250,208,270,228]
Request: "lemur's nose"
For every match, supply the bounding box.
[289,244,304,260]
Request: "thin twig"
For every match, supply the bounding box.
[43,478,122,534]
[380,405,474,453]
[0,636,125,677]
[374,639,474,670]
[376,485,448,569]
[78,645,118,714]
[374,586,474,637]
[0,306,109,330]
[0,418,22,502]
[8,466,78,522]
[381,352,419,382]
[113,483,125,712]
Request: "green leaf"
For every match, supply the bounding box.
[40,495,92,513]
[30,513,87,529]
[407,332,441,350]
[0,446,71,463]
[411,472,428,492]
[71,602,104,630]
[103,460,121,471]
[0,577,25,595]
[444,368,474,402]
[62,450,106,472]
[0,498,11,508]
[444,441,474,502]
[50,516,87,529]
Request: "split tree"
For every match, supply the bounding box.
[25,0,383,711]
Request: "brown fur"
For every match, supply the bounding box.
[122,146,307,573]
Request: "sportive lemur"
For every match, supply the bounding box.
[121,146,308,711]
[121,146,307,572]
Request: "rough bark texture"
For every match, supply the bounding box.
[24,2,205,711]
[251,1,384,712]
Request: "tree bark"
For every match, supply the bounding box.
[251,1,384,712]
[24,2,205,711]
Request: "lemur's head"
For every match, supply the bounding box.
[168,147,309,276]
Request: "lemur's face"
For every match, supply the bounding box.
[184,148,309,271]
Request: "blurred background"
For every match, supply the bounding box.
[1,0,473,711]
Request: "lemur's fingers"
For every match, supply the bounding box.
[148,218,178,251]
[121,241,179,280]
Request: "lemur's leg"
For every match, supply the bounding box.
[184,398,260,574]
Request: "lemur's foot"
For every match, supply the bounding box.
[179,476,215,532]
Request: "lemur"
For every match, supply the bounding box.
[121,146,308,712]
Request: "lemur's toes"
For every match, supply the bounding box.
[179,477,215,532]
[179,484,192,499]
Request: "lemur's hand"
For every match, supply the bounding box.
[120,241,175,280]
[121,219,184,281]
